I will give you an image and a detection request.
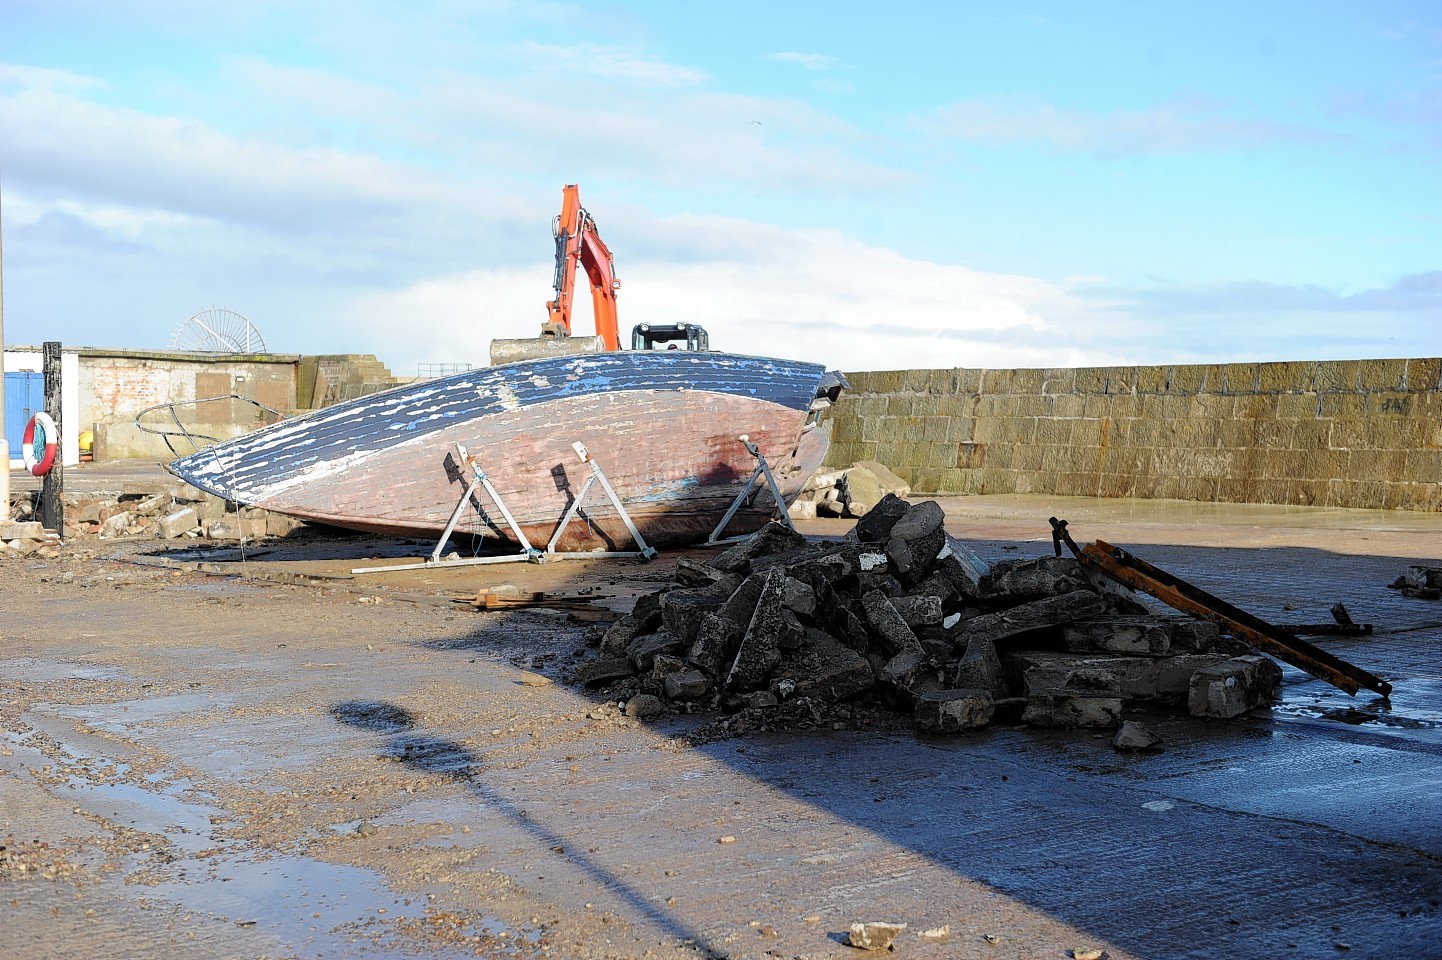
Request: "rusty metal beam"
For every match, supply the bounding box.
[1080,539,1391,698]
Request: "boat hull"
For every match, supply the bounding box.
[167,351,836,550]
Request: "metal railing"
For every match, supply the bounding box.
[134,395,285,457]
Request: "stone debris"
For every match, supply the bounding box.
[1112,720,1163,751]
[571,494,1289,739]
[848,921,907,951]
[1388,565,1442,601]
[1188,655,1284,719]
[4,480,308,557]
[793,460,911,519]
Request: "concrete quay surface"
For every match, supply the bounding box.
[2,470,1441,959]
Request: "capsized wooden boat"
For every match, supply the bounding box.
[166,351,845,550]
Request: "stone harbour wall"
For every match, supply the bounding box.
[822,357,1442,512]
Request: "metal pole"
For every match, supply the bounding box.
[41,341,63,535]
[0,170,9,518]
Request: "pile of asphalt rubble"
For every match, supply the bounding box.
[577,493,1283,747]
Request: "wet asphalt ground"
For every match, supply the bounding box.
[2,466,1440,959]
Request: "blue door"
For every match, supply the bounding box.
[5,371,44,458]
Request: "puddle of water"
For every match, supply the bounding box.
[45,693,230,735]
[64,774,227,856]
[5,728,494,958]
[0,658,127,684]
[1274,672,1442,742]
[148,854,433,949]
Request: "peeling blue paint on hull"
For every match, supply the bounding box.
[167,351,836,549]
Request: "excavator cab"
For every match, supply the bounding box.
[631,323,710,352]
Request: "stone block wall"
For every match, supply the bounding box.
[823,358,1442,511]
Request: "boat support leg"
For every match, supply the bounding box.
[546,442,657,561]
[351,443,544,574]
[706,434,794,546]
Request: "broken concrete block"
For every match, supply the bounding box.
[1113,720,1162,751]
[711,521,809,574]
[741,690,779,709]
[660,584,732,646]
[673,556,732,588]
[624,694,663,718]
[75,501,111,524]
[205,517,239,539]
[664,669,711,701]
[953,637,1009,698]
[880,647,930,694]
[716,573,765,629]
[785,545,862,589]
[599,612,653,657]
[625,631,686,673]
[1009,651,1234,703]
[0,520,45,541]
[631,588,668,624]
[957,589,1109,648]
[788,499,818,521]
[157,508,199,539]
[575,657,636,687]
[856,569,904,597]
[856,460,911,497]
[849,921,907,951]
[1188,655,1283,719]
[853,491,909,542]
[686,613,742,677]
[134,492,171,515]
[1080,564,1153,614]
[857,551,889,572]
[905,568,959,606]
[98,512,133,539]
[1021,692,1123,728]
[725,568,789,692]
[889,499,945,542]
[777,630,874,703]
[914,689,995,732]
[980,555,1090,602]
[198,495,229,523]
[781,576,817,619]
[266,513,306,537]
[890,594,943,628]
[939,533,990,591]
[1390,565,1442,596]
[777,608,806,650]
[827,602,873,654]
[650,654,688,680]
[860,589,923,655]
[1063,616,1220,656]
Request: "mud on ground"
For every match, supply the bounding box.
[4,496,1442,960]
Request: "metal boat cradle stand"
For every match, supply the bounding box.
[350,433,796,575]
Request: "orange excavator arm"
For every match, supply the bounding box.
[543,184,622,350]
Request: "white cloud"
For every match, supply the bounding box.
[925,94,1342,155]
[0,61,104,92]
[767,52,840,71]
[517,42,706,86]
[344,226,1127,375]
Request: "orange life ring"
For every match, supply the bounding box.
[22,411,59,477]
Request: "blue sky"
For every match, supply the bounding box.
[1,0,1438,374]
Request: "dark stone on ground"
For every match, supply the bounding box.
[725,568,789,692]
[576,657,637,687]
[854,493,910,544]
